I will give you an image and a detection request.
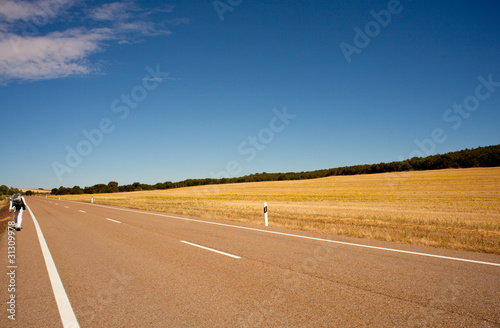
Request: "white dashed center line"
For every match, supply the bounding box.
[181,241,241,259]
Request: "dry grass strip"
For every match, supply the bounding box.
[58,167,500,254]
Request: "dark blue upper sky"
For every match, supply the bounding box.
[1,0,499,189]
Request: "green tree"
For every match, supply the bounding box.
[108,181,119,192]
[71,186,84,194]
[0,185,8,195]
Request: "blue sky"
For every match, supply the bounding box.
[1,0,499,189]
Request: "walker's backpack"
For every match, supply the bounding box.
[12,194,23,208]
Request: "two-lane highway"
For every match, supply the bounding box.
[2,196,499,327]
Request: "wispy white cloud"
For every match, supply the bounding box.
[166,17,191,27]
[143,75,174,83]
[0,0,189,85]
[90,1,136,22]
[0,0,75,22]
[0,0,46,22]
[0,28,112,81]
[117,21,171,36]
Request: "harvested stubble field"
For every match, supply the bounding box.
[59,167,500,254]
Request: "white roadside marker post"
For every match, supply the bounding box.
[91,195,94,204]
[264,202,268,227]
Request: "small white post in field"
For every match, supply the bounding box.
[91,195,94,204]
[264,202,268,226]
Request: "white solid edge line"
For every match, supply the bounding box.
[181,240,241,259]
[26,205,80,328]
[106,218,122,224]
[51,199,500,267]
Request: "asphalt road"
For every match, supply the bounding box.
[1,196,499,327]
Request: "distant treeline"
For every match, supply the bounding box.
[0,187,41,197]
[0,186,21,196]
[51,144,500,195]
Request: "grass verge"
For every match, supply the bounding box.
[0,199,12,236]
[57,167,500,254]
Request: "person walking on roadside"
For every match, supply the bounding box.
[9,192,26,231]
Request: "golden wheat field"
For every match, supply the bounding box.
[57,167,500,254]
